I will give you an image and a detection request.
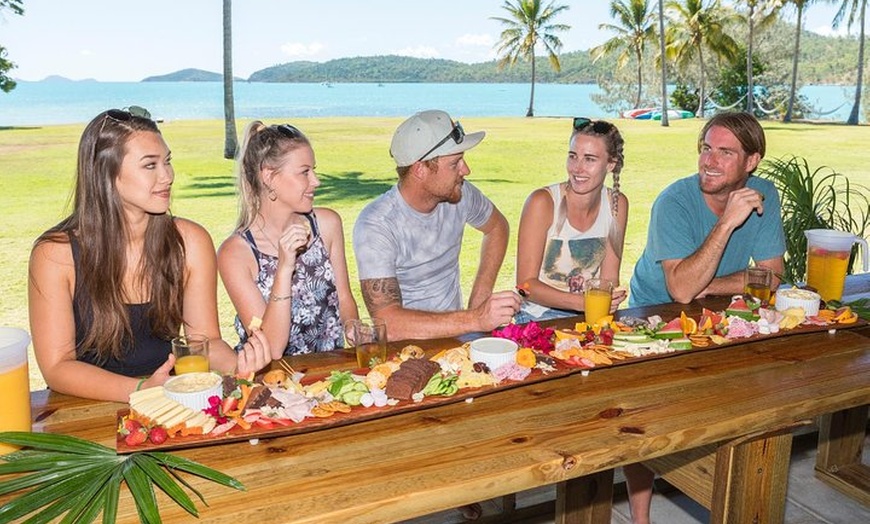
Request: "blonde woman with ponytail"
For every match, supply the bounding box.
[514,117,628,323]
[218,122,358,356]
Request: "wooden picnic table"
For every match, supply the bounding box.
[9,294,870,523]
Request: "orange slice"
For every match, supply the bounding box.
[680,311,698,336]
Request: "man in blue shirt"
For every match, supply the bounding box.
[629,112,785,307]
[625,111,785,523]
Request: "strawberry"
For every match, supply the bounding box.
[124,426,147,446]
[123,418,143,435]
[221,396,239,414]
[148,426,168,445]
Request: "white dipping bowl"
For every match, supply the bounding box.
[775,288,821,316]
[469,337,519,371]
[163,372,222,412]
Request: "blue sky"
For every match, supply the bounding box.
[1,0,853,82]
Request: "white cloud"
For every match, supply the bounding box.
[392,46,440,59]
[80,49,93,56]
[280,42,325,58]
[455,33,493,47]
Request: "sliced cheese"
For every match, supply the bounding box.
[129,386,165,404]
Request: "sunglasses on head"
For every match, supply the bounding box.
[417,121,465,163]
[274,124,304,139]
[105,105,152,122]
[573,117,613,134]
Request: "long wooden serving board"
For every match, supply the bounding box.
[115,318,865,454]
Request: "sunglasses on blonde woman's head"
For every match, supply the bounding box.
[573,117,613,134]
[416,121,465,163]
[274,124,304,139]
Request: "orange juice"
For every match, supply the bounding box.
[174,354,209,375]
[806,247,850,301]
[0,361,30,455]
[584,289,611,325]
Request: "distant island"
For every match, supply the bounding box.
[34,23,862,86]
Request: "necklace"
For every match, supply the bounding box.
[257,220,280,254]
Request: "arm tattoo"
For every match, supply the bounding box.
[360,278,402,314]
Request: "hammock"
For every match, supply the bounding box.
[706,93,747,111]
[754,97,785,116]
[806,101,848,117]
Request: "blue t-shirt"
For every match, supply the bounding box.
[353,181,493,312]
[629,175,785,307]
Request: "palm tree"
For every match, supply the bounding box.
[833,0,867,125]
[659,0,671,126]
[223,0,238,159]
[784,0,820,122]
[736,1,782,114]
[492,0,571,117]
[591,0,657,109]
[665,0,740,117]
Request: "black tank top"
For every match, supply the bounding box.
[70,234,172,377]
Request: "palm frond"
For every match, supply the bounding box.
[0,432,245,524]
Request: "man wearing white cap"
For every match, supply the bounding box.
[353,109,521,341]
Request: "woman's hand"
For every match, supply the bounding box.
[610,287,628,313]
[236,329,272,376]
[140,354,176,390]
[276,221,311,271]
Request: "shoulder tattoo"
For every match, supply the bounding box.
[360,278,402,314]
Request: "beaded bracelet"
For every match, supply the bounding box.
[135,377,147,391]
[269,292,292,302]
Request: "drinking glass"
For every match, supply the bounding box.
[171,334,210,374]
[744,266,773,303]
[583,278,613,325]
[0,327,31,455]
[347,318,387,368]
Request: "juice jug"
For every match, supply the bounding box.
[804,229,869,302]
[0,327,31,454]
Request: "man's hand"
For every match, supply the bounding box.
[472,290,522,332]
[720,188,764,230]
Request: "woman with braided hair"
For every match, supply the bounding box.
[514,117,628,323]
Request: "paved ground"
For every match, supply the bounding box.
[402,430,870,524]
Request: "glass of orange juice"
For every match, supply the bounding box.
[0,327,32,455]
[171,334,209,375]
[583,278,613,325]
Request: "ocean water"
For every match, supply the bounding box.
[0,81,858,127]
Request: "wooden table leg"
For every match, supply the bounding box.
[555,469,614,524]
[710,428,794,524]
[815,405,870,505]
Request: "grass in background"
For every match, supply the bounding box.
[3,117,868,390]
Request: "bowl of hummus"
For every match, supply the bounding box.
[163,372,222,411]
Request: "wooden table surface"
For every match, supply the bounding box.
[11,297,870,523]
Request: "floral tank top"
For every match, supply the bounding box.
[233,213,344,355]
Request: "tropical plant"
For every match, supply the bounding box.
[832,0,867,124]
[591,0,657,109]
[0,432,244,523]
[758,156,870,284]
[222,0,238,159]
[0,0,24,94]
[491,0,571,117]
[735,0,783,114]
[783,0,821,122]
[665,0,740,117]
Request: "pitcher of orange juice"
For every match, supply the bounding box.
[0,327,32,455]
[804,229,868,302]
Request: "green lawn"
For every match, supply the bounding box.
[3,117,868,390]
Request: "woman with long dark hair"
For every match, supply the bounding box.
[29,108,270,402]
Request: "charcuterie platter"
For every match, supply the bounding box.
[116,295,865,454]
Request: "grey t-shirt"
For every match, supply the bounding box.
[353,182,494,312]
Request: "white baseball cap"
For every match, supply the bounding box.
[390,109,485,167]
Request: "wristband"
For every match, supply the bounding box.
[135,378,147,391]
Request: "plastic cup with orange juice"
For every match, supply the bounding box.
[804,229,869,302]
[0,327,32,455]
[583,278,613,325]
[171,334,209,375]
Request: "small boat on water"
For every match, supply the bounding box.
[621,108,695,120]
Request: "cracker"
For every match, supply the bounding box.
[248,316,263,332]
